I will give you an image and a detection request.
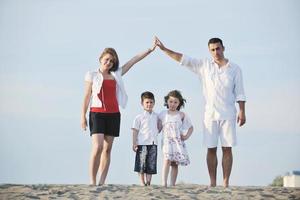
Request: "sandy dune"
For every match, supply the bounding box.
[1,184,300,200]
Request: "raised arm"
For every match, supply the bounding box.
[121,39,156,76]
[155,36,183,62]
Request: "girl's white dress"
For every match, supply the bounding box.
[159,110,192,166]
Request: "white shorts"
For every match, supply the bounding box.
[203,119,237,148]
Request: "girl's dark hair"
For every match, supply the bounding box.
[141,91,155,102]
[164,90,186,111]
[99,47,119,72]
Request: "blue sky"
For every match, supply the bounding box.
[0,0,299,186]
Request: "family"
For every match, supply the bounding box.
[80,37,246,188]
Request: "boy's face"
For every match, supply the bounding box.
[142,98,155,112]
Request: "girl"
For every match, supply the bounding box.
[159,90,193,187]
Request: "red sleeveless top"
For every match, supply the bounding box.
[90,79,120,113]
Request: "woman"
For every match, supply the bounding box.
[81,42,156,185]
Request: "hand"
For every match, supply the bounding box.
[180,134,187,141]
[237,111,246,127]
[81,116,88,131]
[132,144,138,152]
[154,36,165,50]
[149,37,157,52]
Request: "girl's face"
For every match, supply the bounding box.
[100,53,114,71]
[167,96,180,111]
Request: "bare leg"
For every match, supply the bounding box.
[98,135,114,185]
[162,159,170,187]
[139,173,146,186]
[146,174,152,185]
[89,134,104,185]
[207,147,218,187]
[170,162,178,186]
[222,147,233,187]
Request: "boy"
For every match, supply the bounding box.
[132,91,160,186]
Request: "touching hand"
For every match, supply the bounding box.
[149,37,157,51]
[154,36,165,50]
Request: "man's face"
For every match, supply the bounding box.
[208,42,225,61]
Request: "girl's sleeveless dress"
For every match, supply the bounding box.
[159,110,192,166]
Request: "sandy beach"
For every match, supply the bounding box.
[1,184,300,200]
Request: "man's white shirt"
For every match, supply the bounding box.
[180,55,246,121]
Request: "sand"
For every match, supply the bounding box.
[0,184,300,200]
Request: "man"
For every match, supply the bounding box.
[155,37,246,187]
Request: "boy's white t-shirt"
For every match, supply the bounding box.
[132,111,159,145]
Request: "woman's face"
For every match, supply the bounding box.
[100,53,114,71]
[167,96,180,111]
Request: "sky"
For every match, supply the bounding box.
[0,0,300,186]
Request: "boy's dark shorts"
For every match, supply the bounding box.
[89,112,121,137]
[134,145,157,174]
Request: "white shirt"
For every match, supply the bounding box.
[85,68,128,109]
[180,55,246,120]
[132,111,159,145]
